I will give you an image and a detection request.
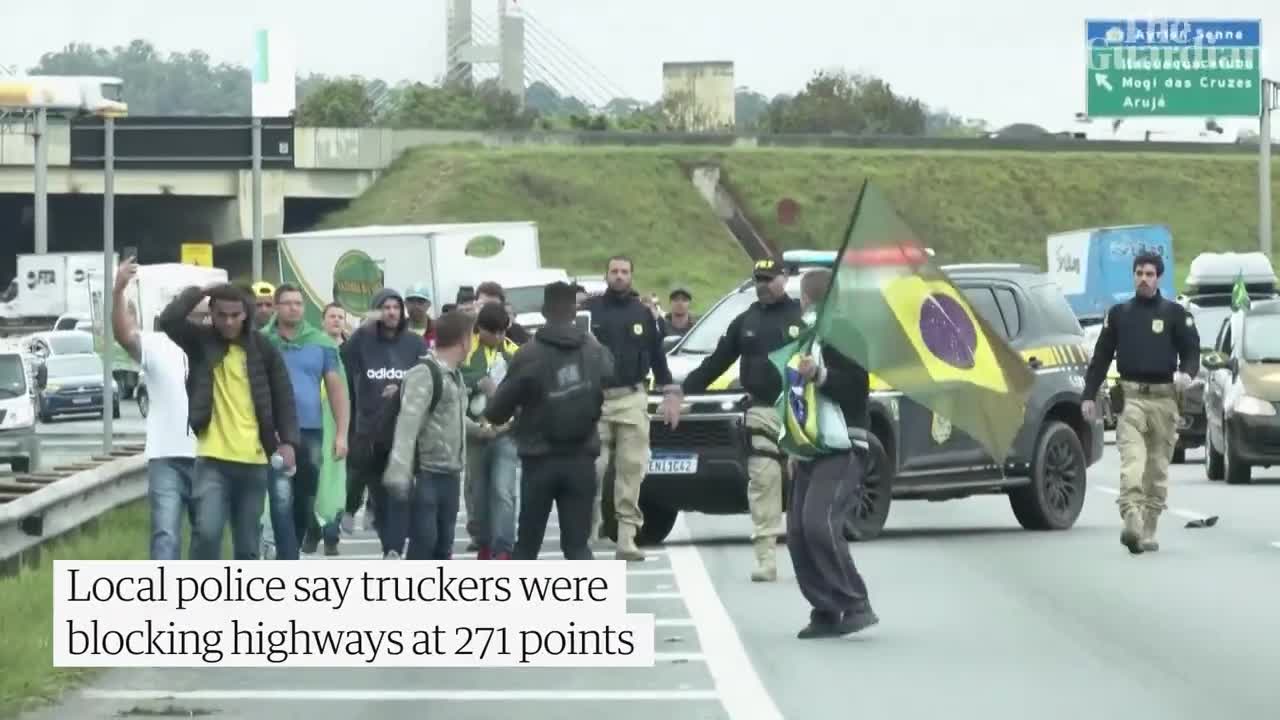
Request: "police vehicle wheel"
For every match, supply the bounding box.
[1171,445,1186,464]
[1009,421,1087,531]
[635,501,679,546]
[844,431,892,542]
[1223,430,1253,485]
[10,458,29,474]
[1205,432,1224,481]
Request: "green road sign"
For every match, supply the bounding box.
[1085,19,1262,118]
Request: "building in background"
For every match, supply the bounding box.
[662,61,735,132]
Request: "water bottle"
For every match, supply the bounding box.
[271,452,296,477]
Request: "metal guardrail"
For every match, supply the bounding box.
[0,445,145,571]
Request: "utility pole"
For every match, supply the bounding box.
[101,116,115,455]
[1261,78,1278,259]
[33,108,47,254]
[251,116,263,282]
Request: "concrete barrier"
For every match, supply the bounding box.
[0,451,146,574]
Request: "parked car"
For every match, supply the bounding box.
[35,352,120,422]
[0,350,40,473]
[1202,298,1280,484]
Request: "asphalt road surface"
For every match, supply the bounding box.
[21,436,1280,720]
[32,400,145,470]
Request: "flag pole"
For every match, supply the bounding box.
[815,178,871,330]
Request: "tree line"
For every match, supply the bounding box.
[26,40,989,137]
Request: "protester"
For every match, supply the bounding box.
[662,288,697,337]
[251,281,276,328]
[261,284,350,559]
[405,282,436,347]
[1082,251,1199,554]
[581,256,680,561]
[671,258,802,581]
[381,311,475,559]
[323,302,351,343]
[340,288,428,544]
[485,281,615,561]
[111,256,208,560]
[780,268,879,638]
[158,282,300,560]
[461,302,521,560]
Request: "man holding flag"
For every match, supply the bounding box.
[768,179,1035,634]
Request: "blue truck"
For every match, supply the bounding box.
[1047,224,1175,322]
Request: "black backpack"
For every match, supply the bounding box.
[540,344,603,445]
[366,358,442,463]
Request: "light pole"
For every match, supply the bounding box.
[1260,78,1279,259]
[101,112,118,455]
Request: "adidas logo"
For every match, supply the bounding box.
[366,367,407,380]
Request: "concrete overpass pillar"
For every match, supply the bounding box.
[237,169,285,240]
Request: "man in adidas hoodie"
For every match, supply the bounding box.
[340,288,427,535]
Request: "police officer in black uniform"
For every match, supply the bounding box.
[581,255,680,561]
[670,258,804,581]
[1082,251,1199,555]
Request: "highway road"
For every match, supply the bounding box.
[20,437,1280,720]
[32,400,145,470]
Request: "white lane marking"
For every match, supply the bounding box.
[1091,486,1212,522]
[627,592,683,600]
[1270,542,1280,550]
[655,618,696,627]
[665,516,783,720]
[82,690,721,702]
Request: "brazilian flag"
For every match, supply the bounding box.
[1231,271,1251,312]
[787,179,1036,463]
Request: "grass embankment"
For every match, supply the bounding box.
[318,147,752,311]
[320,145,1278,298]
[0,500,230,719]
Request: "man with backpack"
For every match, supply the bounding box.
[484,281,615,561]
[381,311,475,559]
[339,288,427,548]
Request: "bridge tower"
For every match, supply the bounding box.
[445,0,525,108]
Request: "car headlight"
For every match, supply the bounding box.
[1233,395,1276,417]
[44,384,61,392]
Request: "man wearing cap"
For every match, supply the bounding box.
[404,283,436,347]
[251,282,276,328]
[670,258,803,581]
[581,255,681,561]
[662,288,697,338]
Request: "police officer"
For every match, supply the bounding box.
[1082,251,1199,555]
[670,258,803,581]
[582,256,680,561]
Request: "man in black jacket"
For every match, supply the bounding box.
[159,283,300,560]
[672,258,805,582]
[484,281,615,561]
[784,268,878,639]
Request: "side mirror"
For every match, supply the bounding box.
[662,335,681,353]
[1202,352,1226,370]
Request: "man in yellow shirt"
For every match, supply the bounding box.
[159,283,301,560]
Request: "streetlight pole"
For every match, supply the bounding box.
[252,117,263,282]
[101,116,115,456]
[1261,78,1275,259]
[33,108,48,254]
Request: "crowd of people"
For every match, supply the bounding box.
[113,253,879,640]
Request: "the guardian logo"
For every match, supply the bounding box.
[366,368,407,380]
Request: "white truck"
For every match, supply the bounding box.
[0,252,117,335]
[275,222,543,327]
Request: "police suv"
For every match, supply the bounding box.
[598,251,1105,546]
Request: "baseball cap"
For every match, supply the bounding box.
[669,287,692,301]
[753,259,781,281]
[405,283,432,303]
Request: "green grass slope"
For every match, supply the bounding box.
[717,148,1278,286]
[320,145,1280,305]
[318,147,751,311]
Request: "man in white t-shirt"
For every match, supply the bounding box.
[112,257,209,560]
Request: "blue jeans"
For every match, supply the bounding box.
[265,430,323,560]
[470,434,520,555]
[191,458,270,560]
[381,470,461,559]
[148,458,196,560]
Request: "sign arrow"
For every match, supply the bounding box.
[1094,73,1113,92]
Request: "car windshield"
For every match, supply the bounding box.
[0,355,25,397]
[1243,314,1280,361]
[48,333,95,355]
[505,286,545,315]
[1189,305,1232,350]
[679,277,803,354]
[46,354,102,379]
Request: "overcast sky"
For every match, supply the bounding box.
[4,0,1278,135]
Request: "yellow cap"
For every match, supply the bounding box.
[251,281,275,297]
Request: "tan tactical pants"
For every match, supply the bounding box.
[745,405,784,541]
[594,387,650,537]
[1115,381,1179,517]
